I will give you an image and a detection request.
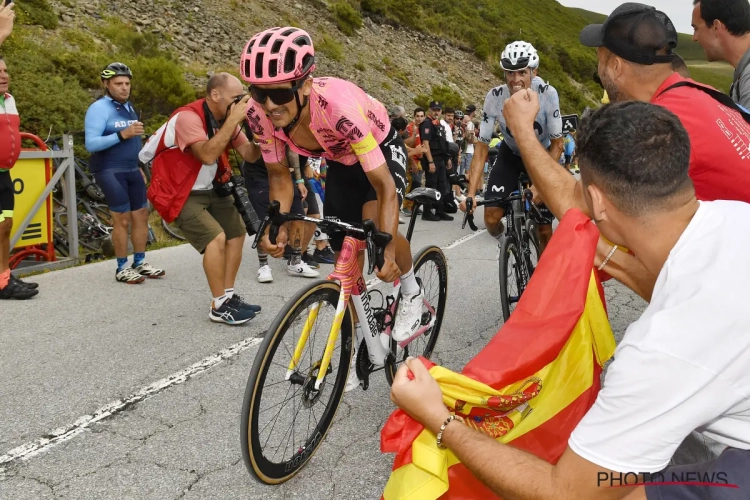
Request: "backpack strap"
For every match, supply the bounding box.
[656,80,750,125]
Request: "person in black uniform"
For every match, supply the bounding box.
[418,101,453,221]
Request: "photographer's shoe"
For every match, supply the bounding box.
[287,261,320,278]
[257,265,273,283]
[209,299,255,325]
[312,247,336,264]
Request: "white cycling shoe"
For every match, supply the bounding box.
[392,287,425,343]
[287,261,320,278]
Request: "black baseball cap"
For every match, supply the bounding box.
[429,101,442,110]
[465,104,476,114]
[579,2,677,65]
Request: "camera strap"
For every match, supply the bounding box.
[202,100,233,184]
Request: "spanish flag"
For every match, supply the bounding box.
[380,209,617,500]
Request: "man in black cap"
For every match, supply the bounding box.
[505,2,750,302]
[419,101,453,221]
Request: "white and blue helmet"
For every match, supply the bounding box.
[500,41,540,71]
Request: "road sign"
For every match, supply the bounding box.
[10,157,53,249]
[562,114,578,133]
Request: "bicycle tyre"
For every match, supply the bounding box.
[241,280,354,485]
[162,218,186,241]
[384,245,448,385]
[499,236,523,322]
[524,219,540,276]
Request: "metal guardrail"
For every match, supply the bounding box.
[11,134,79,271]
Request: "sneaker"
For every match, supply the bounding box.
[399,216,406,224]
[392,288,424,343]
[227,294,262,313]
[312,246,336,264]
[116,267,145,284]
[422,211,440,221]
[287,261,320,278]
[257,264,273,283]
[301,252,320,269]
[0,279,39,300]
[438,212,454,221]
[10,274,38,290]
[209,299,255,325]
[133,262,165,278]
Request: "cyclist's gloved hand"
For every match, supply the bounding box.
[260,225,287,258]
[459,197,474,214]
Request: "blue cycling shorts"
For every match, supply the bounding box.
[94,168,147,213]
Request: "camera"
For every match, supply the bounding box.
[213,175,262,235]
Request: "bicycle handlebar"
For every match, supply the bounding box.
[252,201,393,275]
[462,190,533,231]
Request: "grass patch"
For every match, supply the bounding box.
[686,61,734,93]
[331,0,363,36]
[318,34,344,62]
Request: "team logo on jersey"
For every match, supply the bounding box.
[335,117,364,141]
[483,112,490,123]
[491,185,505,193]
[367,110,386,132]
[553,109,560,118]
[246,107,264,136]
[317,95,329,110]
[317,127,336,140]
[389,145,407,169]
[492,87,504,97]
[328,141,348,155]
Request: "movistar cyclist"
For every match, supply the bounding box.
[241,27,424,391]
[461,41,564,253]
[85,63,165,283]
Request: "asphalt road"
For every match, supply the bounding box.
[1,207,701,500]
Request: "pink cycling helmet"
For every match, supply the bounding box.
[240,27,316,85]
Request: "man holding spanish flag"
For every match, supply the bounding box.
[388,95,750,499]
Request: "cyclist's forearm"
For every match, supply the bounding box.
[267,163,295,213]
[514,129,589,220]
[467,145,488,199]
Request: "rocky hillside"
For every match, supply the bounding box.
[46,0,588,113]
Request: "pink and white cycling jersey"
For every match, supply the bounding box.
[245,77,391,172]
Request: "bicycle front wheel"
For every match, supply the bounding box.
[524,219,540,277]
[499,236,524,322]
[162,218,186,241]
[385,245,448,385]
[241,280,354,485]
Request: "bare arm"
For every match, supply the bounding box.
[236,141,261,163]
[0,3,14,46]
[548,136,564,163]
[190,95,251,165]
[463,141,489,209]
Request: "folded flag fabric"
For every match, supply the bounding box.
[380,209,617,500]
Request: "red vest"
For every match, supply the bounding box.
[0,94,21,170]
[146,99,232,223]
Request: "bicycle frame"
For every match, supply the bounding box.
[285,232,437,391]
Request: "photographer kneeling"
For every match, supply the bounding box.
[142,73,262,325]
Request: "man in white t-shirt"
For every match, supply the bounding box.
[459,104,477,177]
[390,98,750,499]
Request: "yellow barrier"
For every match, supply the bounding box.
[10,156,53,249]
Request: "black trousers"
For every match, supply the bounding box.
[421,155,449,214]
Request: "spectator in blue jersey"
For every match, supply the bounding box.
[85,62,165,284]
[563,130,576,173]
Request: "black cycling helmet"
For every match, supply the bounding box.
[101,62,133,80]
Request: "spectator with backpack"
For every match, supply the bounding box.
[140,73,261,325]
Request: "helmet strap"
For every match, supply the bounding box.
[283,89,309,136]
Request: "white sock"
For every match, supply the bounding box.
[399,266,420,295]
[225,288,235,299]
[213,294,228,309]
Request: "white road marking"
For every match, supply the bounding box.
[0,336,263,470]
[0,224,488,470]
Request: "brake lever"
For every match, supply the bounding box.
[252,201,282,248]
[363,220,392,275]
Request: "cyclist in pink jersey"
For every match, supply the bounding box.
[241,27,424,391]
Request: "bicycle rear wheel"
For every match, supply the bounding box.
[241,280,353,485]
[499,236,524,322]
[385,245,448,385]
[162,218,185,240]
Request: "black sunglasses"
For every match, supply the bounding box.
[249,80,305,106]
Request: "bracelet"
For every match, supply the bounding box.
[436,414,464,449]
[597,245,618,271]
[116,131,124,141]
[295,179,305,184]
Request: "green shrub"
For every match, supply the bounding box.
[129,56,197,123]
[413,84,463,110]
[331,0,363,36]
[318,34,344,62]
[15,0,58,29]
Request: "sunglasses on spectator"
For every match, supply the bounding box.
[249,80,305,105]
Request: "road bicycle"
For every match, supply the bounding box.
[240,188,448,485]
[463,173,549,321]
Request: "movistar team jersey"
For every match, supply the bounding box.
[478,76,563,156]
[84,96,141,173]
